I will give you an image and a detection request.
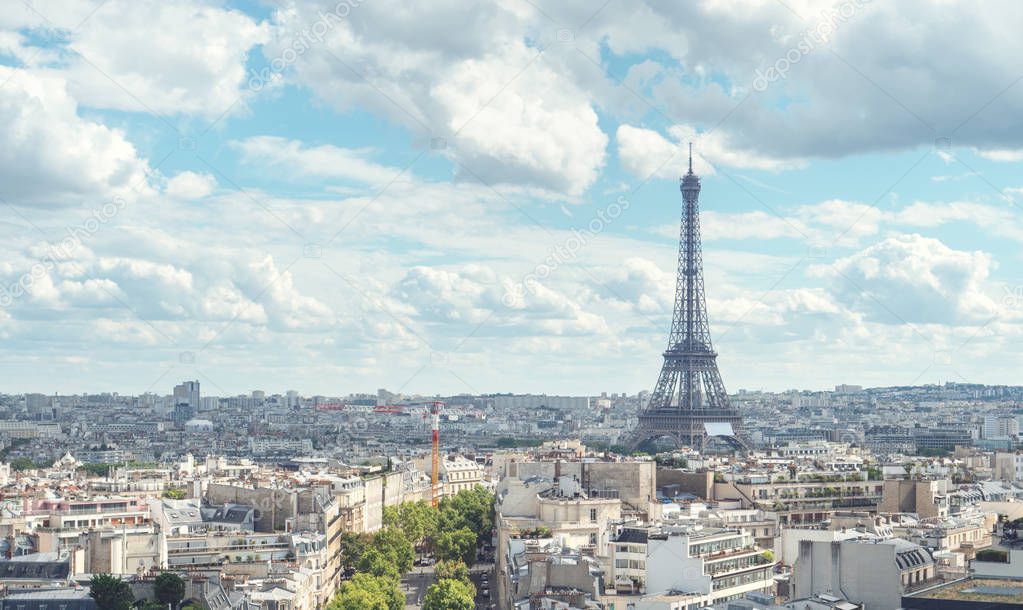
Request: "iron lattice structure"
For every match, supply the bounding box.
[628,147,747,452]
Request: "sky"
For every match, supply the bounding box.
[1,0,1023,397]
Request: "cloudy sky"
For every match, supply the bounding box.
[2,0,1023,397]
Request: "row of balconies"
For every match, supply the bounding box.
[705,552,773,576]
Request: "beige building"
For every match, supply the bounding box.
[715,471,883,526]
[440,455,484,495]
[879,479,951,519]
[994,451,1023,482]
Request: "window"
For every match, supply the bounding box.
[590,508,598,522]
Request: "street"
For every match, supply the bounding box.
[402,564,435,609]
[400,558,494,609]
[470,558,495,609]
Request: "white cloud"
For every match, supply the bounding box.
[165,171,216,200]
[62,0,268,117]
[232,137,400,186]
[975,148,1023,162]
[579,2,1023,160]
[616,123,802,181]
[431,42,608,195]
[272,1,606,195]
[701,211,806,241]
[0,66,150,205]
[394,264,609,337]
[811,234,1000,325]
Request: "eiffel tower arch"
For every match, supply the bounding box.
[627,146,748,453]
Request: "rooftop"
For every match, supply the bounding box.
[906,578,1023,605]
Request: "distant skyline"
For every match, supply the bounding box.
[5,379,1017,400]
[2,1,1023,395]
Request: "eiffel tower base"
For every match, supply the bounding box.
[626,408,747,453]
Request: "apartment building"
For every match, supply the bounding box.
[716,471,882,526]
[879,479,951,519]
[608,525,775,608]
[440,455,484,495]
[994,451,1023,482]
[793,537,936,608]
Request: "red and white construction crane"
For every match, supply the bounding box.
[430,402,441,508]
[371,399,446,507]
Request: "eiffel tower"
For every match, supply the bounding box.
[627,145,747,452]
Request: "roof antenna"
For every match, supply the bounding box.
[688,142,693,173]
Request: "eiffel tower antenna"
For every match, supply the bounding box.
[627,145,747,453]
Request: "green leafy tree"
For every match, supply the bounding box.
[79,463,112,477]
[435,528,477,566]
[154,572,185,609]
[163,489,187,500]
[89,574,135,610]
[9,457,43,471]
[370,527,414,574]
[438,487,494,542]
[422,579,475,610]
[435,559,470,582]
[141,601,164,610]
[357,548,400,580]
[340,532,372,573]
[329,573,402,610]
[383,501,438,548]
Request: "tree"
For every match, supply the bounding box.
[328,573,402,610]
[422,579,475,610]
[383,501,438,548]
[435,559,469,582]
[438,487,494,542]
[79,463,112,477]
[9,457,42,471]
[154,572,185,609]
[340,532,372,573]
[89,574,134,610]
[357,548,400,580]
[435,528,477,566]
[369,527,414,574]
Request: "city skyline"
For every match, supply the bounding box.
[2,1,1023,395]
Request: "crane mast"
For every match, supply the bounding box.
[430,402,440,508]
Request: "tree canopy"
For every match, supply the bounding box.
[422,578,475,610]
[434,559,470,582]
[435,528,477,566]
[438,487,493,543]
[328,486,495,610]
[357,548,400,580]
[154,572,185,609]
[369,527,414,574]
[328,573,403,610]
[383,500,438,547]
[89,574,135,610]
[340,532,372,573]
